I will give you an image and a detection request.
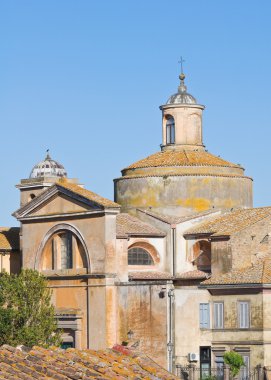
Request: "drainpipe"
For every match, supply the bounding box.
[167,288,175,373]
[171,225,176,277]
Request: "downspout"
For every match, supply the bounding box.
[167,224,176,373]
[171,225,176,276]
[167,288,175,373]
[87,276,90,348]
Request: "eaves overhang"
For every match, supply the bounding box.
[117,233,166,239]
[183,233,212,240]
[199,283,271,290]
[13,184,120,220]
[183,233,230,241]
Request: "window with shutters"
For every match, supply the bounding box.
[199,303,210,328]
[213,302,224,329]
[238,302,250,329]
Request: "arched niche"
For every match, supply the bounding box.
[35,223,90,273]
[190,240,211,272]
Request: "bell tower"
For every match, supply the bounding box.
[160,71,205,151]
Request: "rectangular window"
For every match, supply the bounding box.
[199,303,210,328]
[213,302,224,329]
[238,302,250,328]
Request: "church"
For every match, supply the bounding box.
[2,68,271,376]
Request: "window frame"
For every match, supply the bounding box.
[238,301,250,329]
[213,302,224,329]
[128,247,154,266]
[60,232,73,270]
[199,303,210,329]
[166,117,175,144]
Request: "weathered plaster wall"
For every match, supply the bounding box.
[117,283,169,369]
[230,217,271,270]
[174,286,212,366]
[175,288,265,368]
[161,105,204,147]
[49,278,88,349]
[21,215,115,274]
[210,292,264,368]
[211,240,232,275]
[115,175,252,217]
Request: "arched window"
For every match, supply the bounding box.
[41,229,88,271]
[166,116,175,144]
[128,247,154,265]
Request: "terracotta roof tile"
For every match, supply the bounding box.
[0,228,20,251]
[117,213,166,238]
[184,207,271,237]
[57,179,120,208]
[202,259,271,286]
[129,271,173,280]
[117,172,249,180]
[124,150,240,171]
[0,345,178,379]
[175,270,210,280]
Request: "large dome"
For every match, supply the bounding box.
[29,152,67,179]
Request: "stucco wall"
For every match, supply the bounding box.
[117,282,169,369]
[115,175,253,217]
[174,287,265,368]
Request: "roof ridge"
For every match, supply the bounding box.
[56,181,120,208]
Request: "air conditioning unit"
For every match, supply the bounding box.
[188,353,199,362]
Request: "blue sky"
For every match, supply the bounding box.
[1,0,271,225]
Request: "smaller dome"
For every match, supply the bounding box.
[29,152,67,179]
[166,73,197,105]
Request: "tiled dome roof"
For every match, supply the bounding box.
[29,152,67,179]
[124,150,240,171]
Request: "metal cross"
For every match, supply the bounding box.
[178,56,185,74]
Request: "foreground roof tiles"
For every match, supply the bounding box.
[0,227,20,251]
[124,150,239,171]
[202,259,271,286]
[0,344,177,380]
[185,207,271,237]
[117,213,166,238]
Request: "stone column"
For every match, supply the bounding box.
[75,329,82,349]
[256,365,263,380]
[188,364,196,380]
[223,364,230,380]
[75,317,82,349]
